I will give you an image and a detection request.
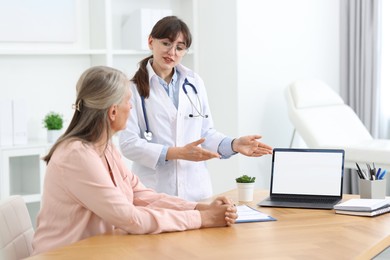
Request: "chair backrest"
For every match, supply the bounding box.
[285,79,373,148]
[0,195,34,260]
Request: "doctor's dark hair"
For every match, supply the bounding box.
[43,66,129,163]
[132,16,192,98]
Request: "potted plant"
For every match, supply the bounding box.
[43,111,63,143]
[236,174,256,202]
[236,175,256,183]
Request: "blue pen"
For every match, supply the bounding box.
[378,169,387,180]
[376,168,382,179]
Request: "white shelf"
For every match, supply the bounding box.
[0,49,107,55]
[22,194,42,203]
[112,49,150,55]
[0,50,195,60]
[1,143,48,228]
[0,0,195,65]
[0,140,50,150]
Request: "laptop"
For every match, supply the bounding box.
[258,148,345,209]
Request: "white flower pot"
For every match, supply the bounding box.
[47,129,62,143]
[237,182,255,202]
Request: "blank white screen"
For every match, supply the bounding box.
[271,151,343,196]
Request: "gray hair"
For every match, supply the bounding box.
[43,66,129,163]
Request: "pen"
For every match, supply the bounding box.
[378,169,387,180]
[366,163,375,180]
[356,163,367,179]
[376,168,382,179]
[362,170,370,180]
[355,163,364,179]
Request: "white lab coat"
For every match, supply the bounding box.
[119,62,226,201]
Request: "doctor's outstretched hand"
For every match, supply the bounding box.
[232,135,273,157]
[166,138,220,162]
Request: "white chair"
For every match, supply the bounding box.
[0,195,34,260]
[285,79,390,171]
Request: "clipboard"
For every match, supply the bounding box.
[236,205,276,223]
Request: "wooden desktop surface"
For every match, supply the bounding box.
[28,190,390,260]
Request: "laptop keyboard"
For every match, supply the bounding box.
[272,196,337,204]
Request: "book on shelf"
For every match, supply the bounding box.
[335,204,390,217]
[333,198,390,212]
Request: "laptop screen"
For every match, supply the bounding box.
[271,148,344,196]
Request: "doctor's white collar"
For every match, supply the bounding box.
[146,59,195,82]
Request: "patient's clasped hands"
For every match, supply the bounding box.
[196,196,237,228]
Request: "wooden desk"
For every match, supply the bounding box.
[28,190,390,260]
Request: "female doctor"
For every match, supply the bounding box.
[119,16,273,202]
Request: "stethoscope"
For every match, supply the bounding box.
[141,78,208,141]
[141,96,153,141]
[182,78,208,119]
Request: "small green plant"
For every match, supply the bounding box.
[43,112,63,130]
[235,174,256,183]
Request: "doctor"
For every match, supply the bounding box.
[119,16,273,201]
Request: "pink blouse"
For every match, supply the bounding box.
[32,140,201,255]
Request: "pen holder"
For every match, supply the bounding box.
[359,179,386,199]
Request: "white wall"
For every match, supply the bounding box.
[196,0,239,194]
[197,0,340,193]
[237,0,340,190]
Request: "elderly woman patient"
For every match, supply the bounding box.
[32,66,237,255]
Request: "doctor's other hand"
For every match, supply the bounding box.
[166,138,220,162]
[232,135,273,157]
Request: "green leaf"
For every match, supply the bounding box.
[235,174,256,183]
[43,112,63,130]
